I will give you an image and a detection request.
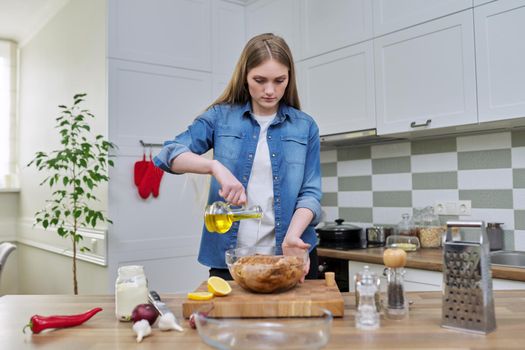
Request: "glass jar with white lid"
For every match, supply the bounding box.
[115,265,149,321]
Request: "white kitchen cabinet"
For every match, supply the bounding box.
[475,0,525,123]
[108,0,212,72]
[108,60,212,152]
[300,0,373,59]
[374,10,478,135]
[245,0,302,60]
[372,0,472,36]
[348,261,525,292]
[299,41,375,136]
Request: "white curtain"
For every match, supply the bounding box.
[0,40,17,188]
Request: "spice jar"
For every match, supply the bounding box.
[115,265,149,321]
[397,213,416,236]
[419,207,443,248]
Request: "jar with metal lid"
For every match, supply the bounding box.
[397,213,417,236]
[366,226,386,247]
[115,265,149,321]
[419,207,444,248]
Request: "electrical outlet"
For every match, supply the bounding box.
[457,200,471,215]
[434,200,471,216]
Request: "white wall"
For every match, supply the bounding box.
[16,0,108,294]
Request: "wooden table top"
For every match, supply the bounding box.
[2,291,525,349]
[317,247,525,282]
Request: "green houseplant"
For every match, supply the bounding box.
[28,93,115,294]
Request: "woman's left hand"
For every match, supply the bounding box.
[282,236,310,283]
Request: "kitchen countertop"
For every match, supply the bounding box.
[317,247,525,282]
[2,291,525,349]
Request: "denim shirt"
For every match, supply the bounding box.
[154,102,322,268]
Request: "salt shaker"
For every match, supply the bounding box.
[355,266,380,330]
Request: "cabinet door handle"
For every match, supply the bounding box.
[410,119,432,128]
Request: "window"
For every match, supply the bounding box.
[0,40,17,188]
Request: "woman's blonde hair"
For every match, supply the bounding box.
[209,33,301,110]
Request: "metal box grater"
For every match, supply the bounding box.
[441,221,496,334]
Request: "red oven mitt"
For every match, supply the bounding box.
[134,153,149,188]
[138,156,164,199]
[151,166,164,198]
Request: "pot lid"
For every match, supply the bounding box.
[318,219,361,232]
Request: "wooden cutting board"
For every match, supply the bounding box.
[182,279,344,318]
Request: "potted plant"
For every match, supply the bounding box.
[28,93,115,294]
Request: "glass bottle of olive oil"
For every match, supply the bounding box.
[204,201,263,234]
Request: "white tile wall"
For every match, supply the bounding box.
[337,159,372,176]
[412,189,459,208]
[372,173,412,191]
[322,177,338,192]
[458,169,513,189]
[411,152,458,172]
[338,191,373,207]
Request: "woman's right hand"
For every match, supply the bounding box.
[211,160,246,206]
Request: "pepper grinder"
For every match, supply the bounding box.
[383,249,408,320]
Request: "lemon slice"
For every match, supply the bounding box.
[187,292,214,301]
[207,276,232,296]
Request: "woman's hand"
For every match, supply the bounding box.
[211,160,246,206]
[282,235,311,283]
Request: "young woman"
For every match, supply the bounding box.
[154,33,321,281]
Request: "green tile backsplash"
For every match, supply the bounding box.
[321,192,338,207]
[459,189,513,209]
[458,149,512,170]
[321,162,337,177]
[511,129,525,147]
[337,146,371,161]
[412,172,458,189]
[514,169,525,188]
[411,137,457,155]
[373,191,412,207]
[339,207,373,223]
[321,130,525,251]
[339,176,372,191]
[372,157,411,174]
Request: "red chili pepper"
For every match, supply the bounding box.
[23,307,103,334]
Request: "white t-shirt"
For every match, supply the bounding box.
[236,113,276,248]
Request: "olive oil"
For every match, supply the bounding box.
[204,201,263,234]
[205,213,262,234]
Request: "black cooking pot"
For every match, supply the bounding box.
[315,219,364,249]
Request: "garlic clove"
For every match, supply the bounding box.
[132,319,152,343]
[158,312,184,332]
